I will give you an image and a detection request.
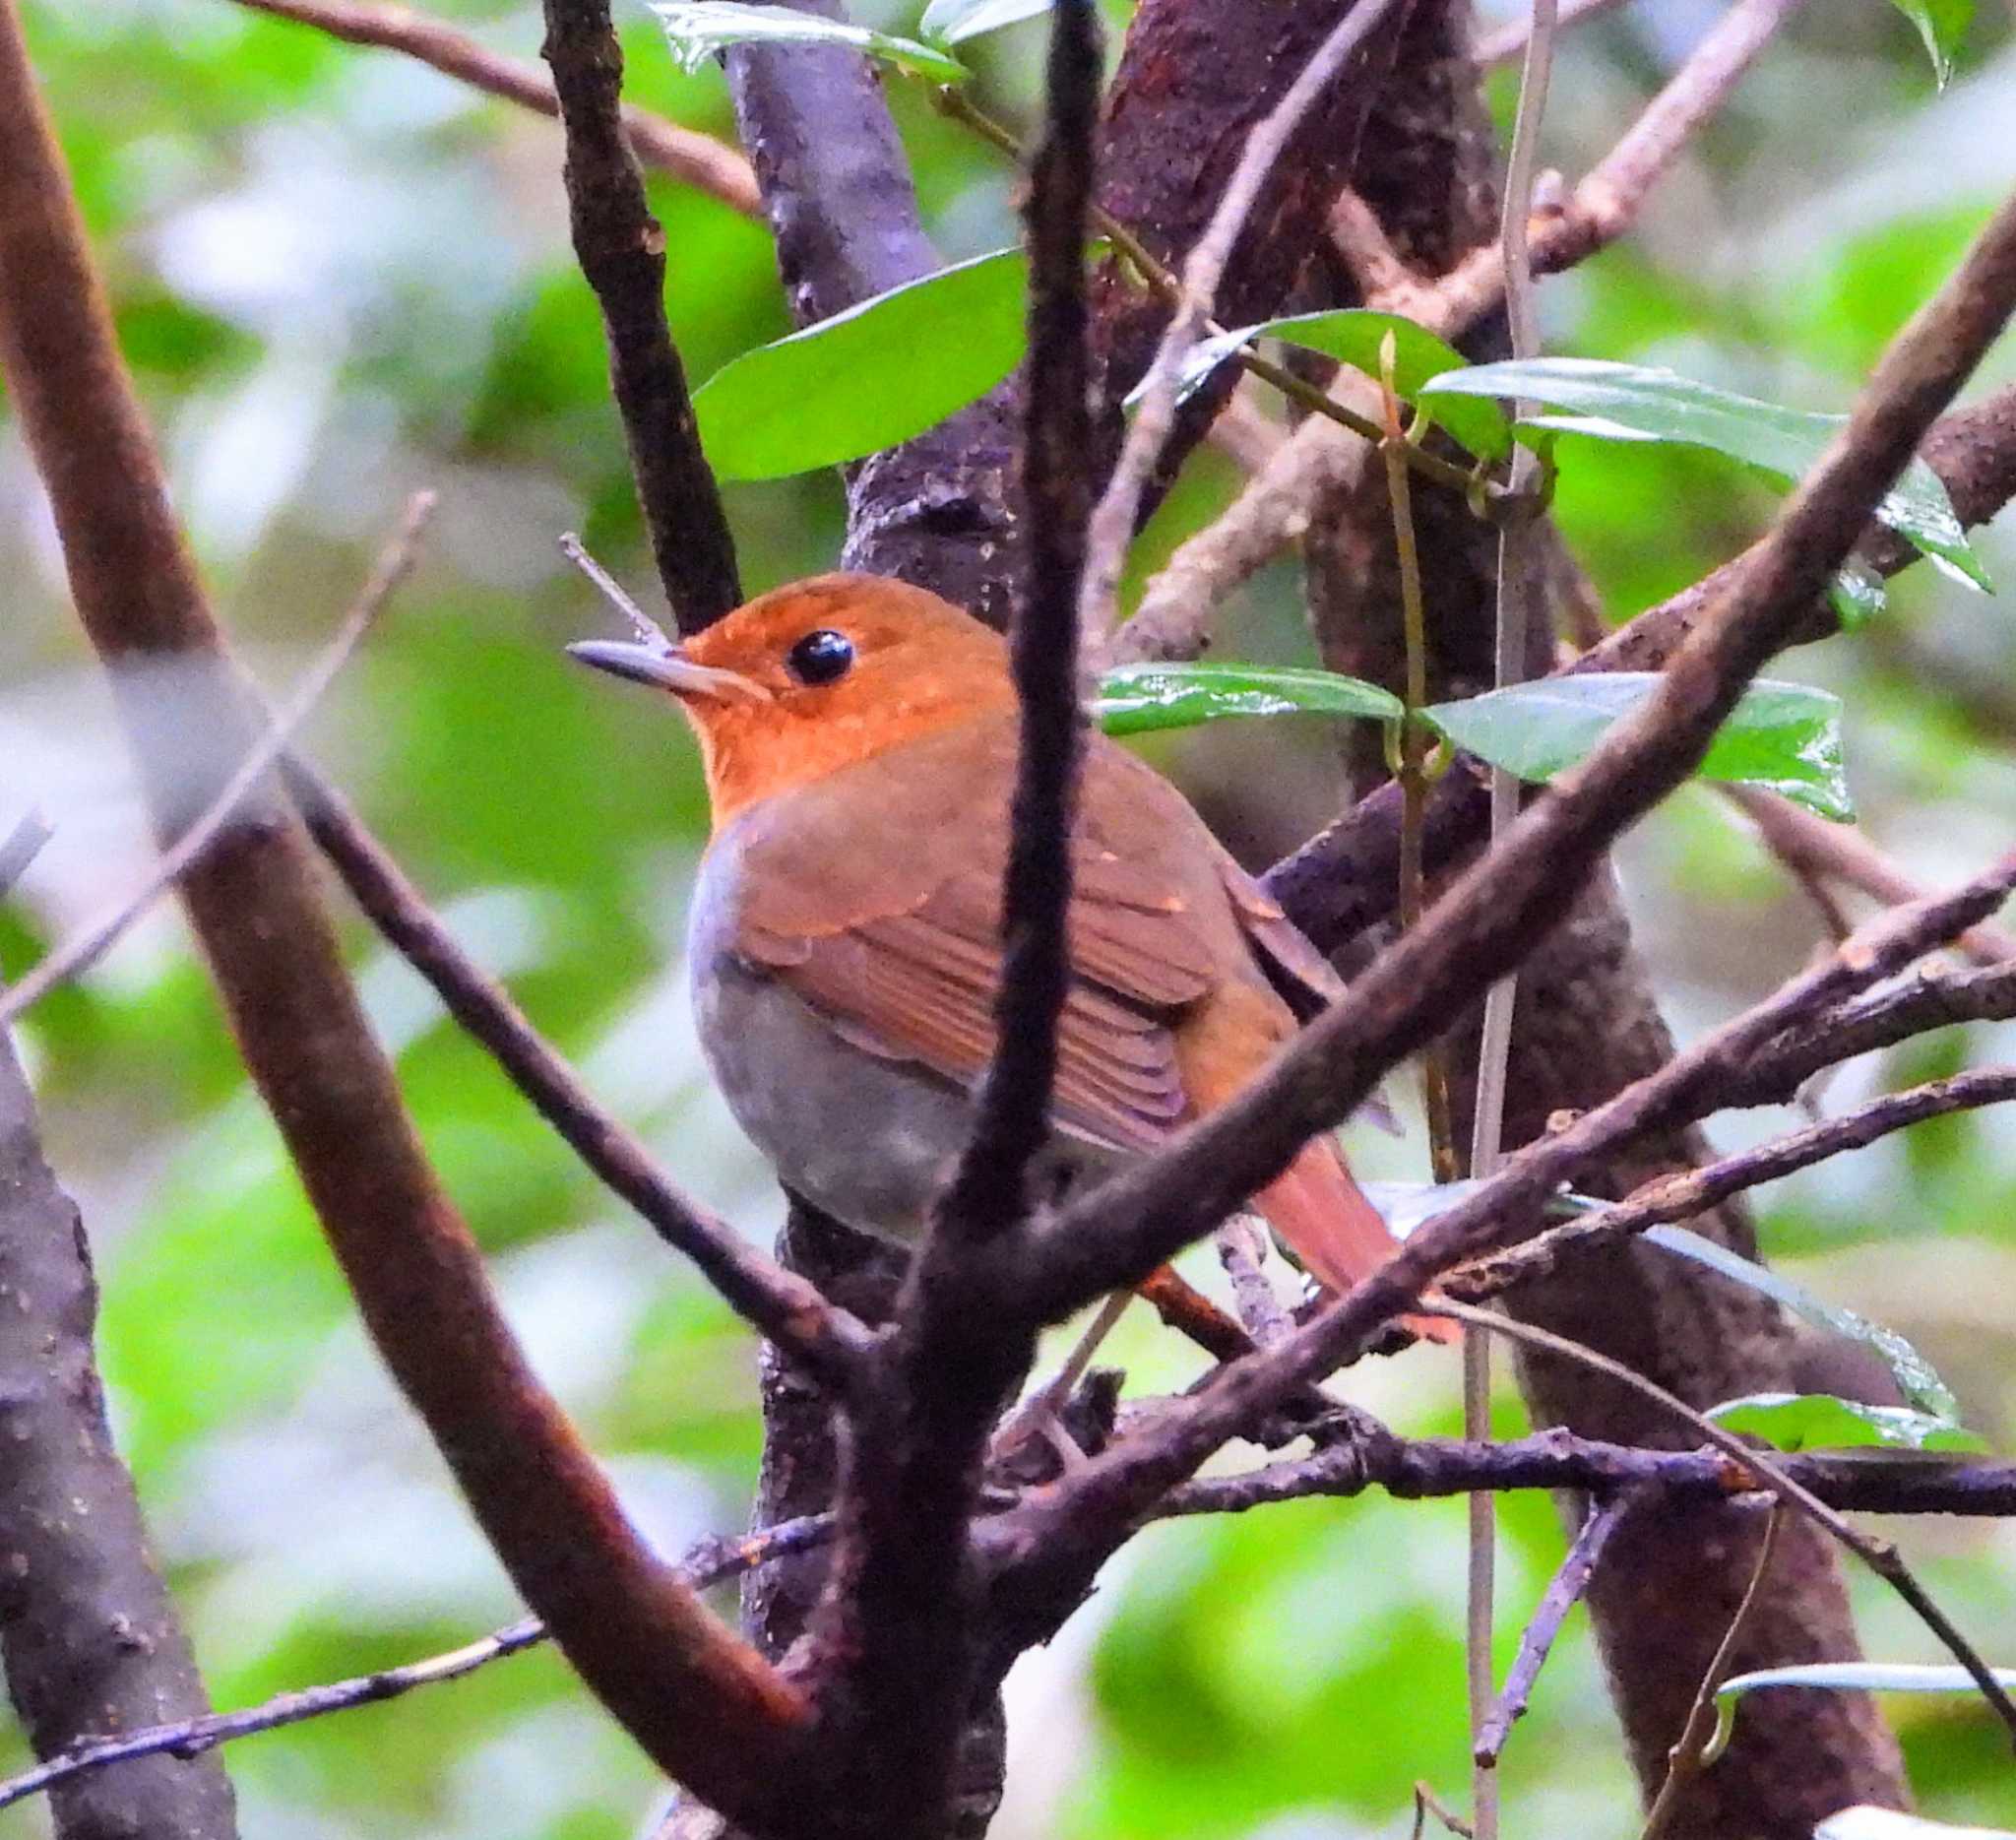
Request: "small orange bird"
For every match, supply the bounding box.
[571,573,1444,1332]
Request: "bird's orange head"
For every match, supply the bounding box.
[569,573,1017,828]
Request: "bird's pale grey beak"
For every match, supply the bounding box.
[566,639,771,704]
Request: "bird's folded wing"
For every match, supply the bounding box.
[735,854,1215,1154]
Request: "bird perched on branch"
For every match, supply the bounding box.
[571,572,1446,1335]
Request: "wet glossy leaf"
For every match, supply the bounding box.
[1094,661,1404,735]
[694,248,1027,479]
[1706,1391,1985,1453]
[1421,674,1855,821]
[1144,309,1510,461]
[1884,0,1972,86]
[1422,358,1990,590]
[1645,1225,1961,1419]
[917,0,1054,45]
[649,2,969,83]
[1830,559,1889,629]
[1725,1662,2016,1700]
[1819,1804,2016,1840]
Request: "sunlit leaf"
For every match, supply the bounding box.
[694,248,1027,479]
[649,2,969,83]
[917,0,1054,46]
[1830,559,1888,630]
[1141,309,1510,461]
[1094,661,1404,735]
[1644,1225,1961,1420]
[1420,674,1854,821]
[1883,0,1971,86]
[1706,1391,1986,1453]
[1422,358,1990,590]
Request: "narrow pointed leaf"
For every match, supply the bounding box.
[694,248,1027,479]
[1723,1662,2016,1699]
[1883,0,1971,86]
[1094,661,1405,735]
[918,0,1054,46]
[1420,674,1854,821]
[1706,1391,1985,1453]
[1137,309,1510,461]
[650,2,969,83]
[1644,1225,1962,1421]
[1422,358,1989,590]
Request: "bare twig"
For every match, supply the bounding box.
[226,0,760,214]
[1449,1065,2016,1302]
[0,809,51,899]
[1077,0,1407,660]
[0,493,435,1034]
[0,1512,838,1820]
[1476,0,1635,68]
[1475,1493,1629,1764]
[1638,1506,1787,1840]
[1427,1301,2016,1744]
[540,0,740,632]
[0,6,812,1817]
[1725,786,2016,965]
[1218,1218,1295,1348]
[1130,0,1803,661]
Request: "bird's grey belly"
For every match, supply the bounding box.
[688,881,1117,1243]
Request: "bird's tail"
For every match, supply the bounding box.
[1255,1136,1460,1346]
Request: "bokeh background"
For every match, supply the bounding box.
[4,0,2016,1833]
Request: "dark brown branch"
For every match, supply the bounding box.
[989,182,2016,1554]
[0,1512,838,1821]
[1475,1495,1631,1765]
[1452,1065,2016,1303]
[803,16,1104,1834]
[0,992,238,1840]
[540,0,740,632]
[281,760,873,1387]
[0,7,812,1822]
[227,0,761,214]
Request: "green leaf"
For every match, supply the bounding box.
[1884,0,1971,86]
[1421,358,1990,590]
[1829,559,1888,630]
[1140,310,1510,461]
[694,248,1028,479]
[1706,1391,1986,1454]
[1420,673,1855,821]
[917,0,1054,46]
[649,2,969,83]
[1644,1225,1962,1420]
[1094,662,1405,736]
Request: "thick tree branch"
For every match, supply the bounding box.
[0,984,238,1840]
[541,0,740,631]
[228,0,760,214]
[0,7,813,1823]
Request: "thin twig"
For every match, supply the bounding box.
[1637,1505,1786,1840]
[1217,1218,1295,1349]
[1449,1066,2016,1302]
[1725,786,2016,966]
[281,757,874,1387]
[0,809,51,900]
[1475,1493,1629,1764]
[0,493,436,1034]
[1475,0,1635,68]
[1076,0,1406,661]
[0,1511,837,1818]
[1427,1301,2016,1743]
[225,0,761,214]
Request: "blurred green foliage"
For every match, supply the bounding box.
[2,1,2015,1836]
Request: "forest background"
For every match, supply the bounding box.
[4,0,2016,1834]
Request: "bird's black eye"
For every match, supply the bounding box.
[785,628,854,687]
